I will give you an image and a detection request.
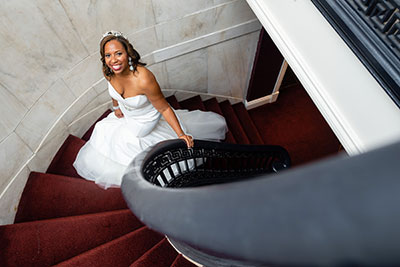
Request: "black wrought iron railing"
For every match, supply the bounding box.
[141,139,291,188]
[312,0,400,108]
[121,139,400,266]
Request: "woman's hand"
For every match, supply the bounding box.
[179,134,194,148]
[114,108,124,118]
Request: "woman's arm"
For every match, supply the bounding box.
[140,69,193,147]
[112,98,124,118]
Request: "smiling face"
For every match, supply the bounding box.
[104,40,129,75]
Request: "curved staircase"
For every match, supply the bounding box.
[1,84,342,266]
[0,95,264,266]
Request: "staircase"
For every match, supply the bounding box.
[0,95,264,266]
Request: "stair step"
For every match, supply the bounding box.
[55,226,163,267]
[202,97,223,115]
[203,98,236,144]
[171,254,197,267]
[4,94,274,267]
[82,109,112,141]
[0,209,143,266]
[232,102,264,145]
[179,96,206,111]
[219,100,250,144]
[46,135,85,178]
[130,238,178,267]
[166,95,181,109]
[15,172,128,223]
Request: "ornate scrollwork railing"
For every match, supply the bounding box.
[140,139,291,188]
[312,0,400,108]
[350,0,399,54]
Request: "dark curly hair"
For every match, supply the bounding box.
[99,34,146,79]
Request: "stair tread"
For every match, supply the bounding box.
[179,96,206,111]
[130,238,178,267]
[82,109,112,141]
[202,98,223,115]
[6,95,272,267]
[203,98,236,143]
[232,102,264,145]
[46,135,85,178]
[1,209,143,266]
[166,95,181,109]
[171,254,198,267]
[55,226,163,267]
[219,100,250,144]
[15,172,128,223]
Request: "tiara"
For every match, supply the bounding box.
[101,30,127,40]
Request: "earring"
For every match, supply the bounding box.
[107,65,113,74]
[129,57,134,71]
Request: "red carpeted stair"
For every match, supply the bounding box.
[203,98,236,143]
[219,100,250,144]
[131,238,178,267]
[0,210,142,266]
[178,95,206,111]
[166,95,182,110]
[55,227,164,267]
[0,87,340,266]
[232,102,264,145]
[171,255,198,267]
[14,172,127,222]
[46,135,85,178]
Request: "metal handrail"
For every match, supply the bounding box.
[122,139,400,266]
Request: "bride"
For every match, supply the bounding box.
[73,31,227,189]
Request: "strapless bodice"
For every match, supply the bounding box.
[108,82,161,123]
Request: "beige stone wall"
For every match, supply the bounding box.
[0,0,260,225]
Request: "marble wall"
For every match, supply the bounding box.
[0,0,261,225]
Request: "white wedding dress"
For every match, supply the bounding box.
[73,82,227,189]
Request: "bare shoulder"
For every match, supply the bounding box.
[136,66,156,85]
[136,66,160,94]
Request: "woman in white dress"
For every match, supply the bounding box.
[73,31,227,189]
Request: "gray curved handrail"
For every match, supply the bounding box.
[122,140,400,266]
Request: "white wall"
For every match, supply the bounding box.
[0,0,261,225]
